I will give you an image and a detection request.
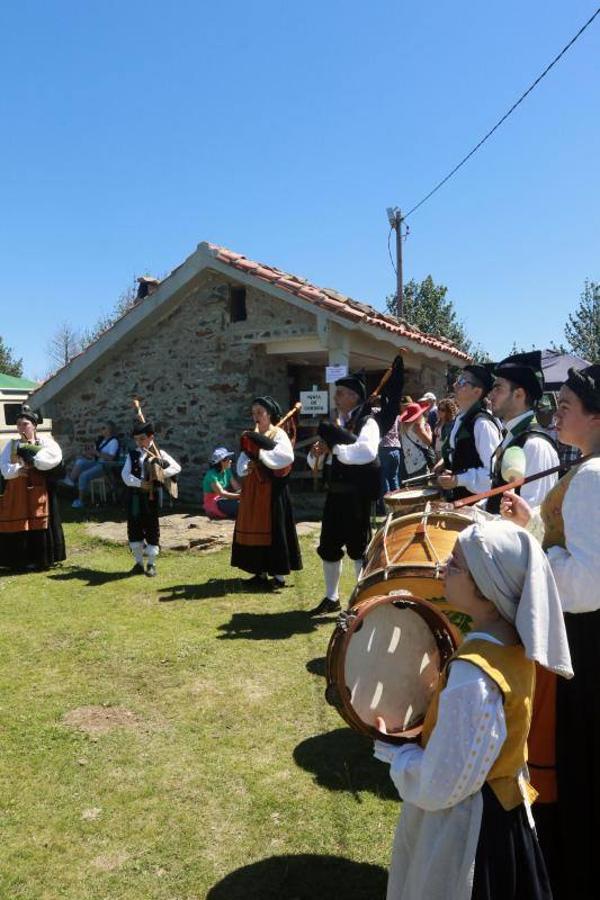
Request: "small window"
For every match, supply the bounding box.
[4,403,23,426]
[230,286,247,322]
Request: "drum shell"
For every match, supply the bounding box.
[383,487,441,517]
[353,510,475,638]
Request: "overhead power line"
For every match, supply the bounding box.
[404,7,600,220]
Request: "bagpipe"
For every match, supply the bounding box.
[311,353,405,469]
[132,399,178,500]
[240,402,302,478]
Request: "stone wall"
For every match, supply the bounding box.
[49,272,316,500]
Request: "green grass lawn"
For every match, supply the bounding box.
[0,512,399,899]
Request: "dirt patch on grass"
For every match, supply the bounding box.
[62,705,143,734]
[91,850,129,871]
[86,513,320,553]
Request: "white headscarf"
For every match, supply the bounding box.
[458,520,573,678]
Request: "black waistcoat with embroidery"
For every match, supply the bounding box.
[487,414,557,513]
[328,406,381,500]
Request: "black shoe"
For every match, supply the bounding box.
[245,574,270,589]
[130,563,145,575]
[308,597,341,617]
[146,563,157,578]
[271,577,288,589]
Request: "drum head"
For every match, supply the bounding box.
[326,594,457,743]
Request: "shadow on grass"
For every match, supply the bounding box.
[294,727,398,801]
[48,566,137,587]
[217,609,330,640]
[306,656,327,677]
[206,853,387,899]
[157,578,247,602]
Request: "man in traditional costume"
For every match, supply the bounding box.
[436,364,501,501]
[0,405,66,571]
[308,371,384,617]
[231,396,302,588]
[121,421,181,577]
[501,364,600,900]
[486,350,558,513]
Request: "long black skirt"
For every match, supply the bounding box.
[231,478,302,576]
[472,785,552,900]
[534,609,600,900]
[0,488,66,570]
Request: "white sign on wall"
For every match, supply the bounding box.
[299,390,329,415]
[325,365,348,384]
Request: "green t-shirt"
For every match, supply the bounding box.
[202,467,233,495]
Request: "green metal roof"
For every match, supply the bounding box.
[0,372,39,390]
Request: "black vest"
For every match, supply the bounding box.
[487,416,557,514]
[328,406,381,501]
[129,448,144,480]
[446,402,501,500]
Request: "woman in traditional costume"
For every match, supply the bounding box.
[0,405,66,571]
[374,519,573,900]
[231,396,302,588]
[501,364,600,900]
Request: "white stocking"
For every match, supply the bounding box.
[323,559,342,601]
[130,542,144,565]
[145,544,160,563]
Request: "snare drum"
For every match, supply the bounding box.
[326,592,457,744]
[352,509,476,636]
[383,486,441,517]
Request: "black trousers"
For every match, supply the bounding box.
[127,491,160,546]
[317,489,372,562]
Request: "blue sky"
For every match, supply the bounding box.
[1,1,598,378]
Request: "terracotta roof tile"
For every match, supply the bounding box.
[208,243,469,361]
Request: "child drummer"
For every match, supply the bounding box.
[121,421,181,577]
[373,519,572,900]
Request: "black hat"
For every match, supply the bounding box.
[565,365,600,413]
[462,364,495,394]
[17,404,42,426]
[252,395,282,422]
[335,370,367,401]
[494,351,544,402]
[133,421,154,437]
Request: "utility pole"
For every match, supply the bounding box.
[386,207,405,318]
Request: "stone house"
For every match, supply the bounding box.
[31,242,469,498]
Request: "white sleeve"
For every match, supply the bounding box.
[519,438,559,508]
[0,442,23,479]
[258,428,294,471]
[373,660,506,811]
[159,450,181,478]
[101,437,119,459]
[456,418,499,494]
[121,455,142,488]
[333,417,380,465]
[33,436,63,471]
[546,465,600,613]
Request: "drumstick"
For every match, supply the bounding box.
[453,452,597,509]
[399,471,439,488]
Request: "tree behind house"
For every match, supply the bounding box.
[386,275,487,359]
[564,280,600,363]
[0,336,24,377]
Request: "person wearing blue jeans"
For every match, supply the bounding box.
[377,414,402,514]
[63,422,120,508]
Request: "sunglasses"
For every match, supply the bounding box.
[454,375,476,388]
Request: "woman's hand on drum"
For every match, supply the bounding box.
[500,491,532,527]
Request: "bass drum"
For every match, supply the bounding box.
[326,592,458,744]
[351,509,477,637]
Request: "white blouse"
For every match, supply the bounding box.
[0,434,63,478]
[374,636,506,810]
[529,458,600,614]
[237,427,294,478]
